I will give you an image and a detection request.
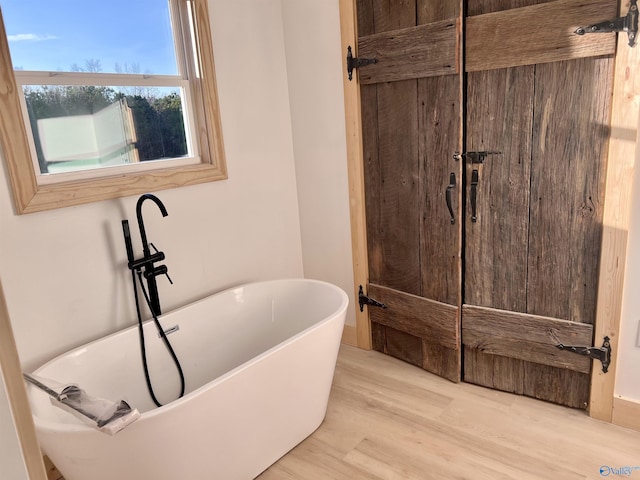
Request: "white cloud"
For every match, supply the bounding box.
[8,33,58,42]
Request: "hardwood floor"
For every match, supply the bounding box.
[44,456,63,480]
[259,345,640,480]
[47,345,640,479]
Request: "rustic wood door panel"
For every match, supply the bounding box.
[356,0,615,408]
[463,346,592,407]
[420,74,462,306]
[527,57,612,322]
[466,0,617,72]
[358,0,463,381]
[357,20,459,84]
[462,305,593,373]
[462,0,614,408]
[464,66,534,312]
[369,283,460,382]
[368,284,459,349]
[363,79,421,295]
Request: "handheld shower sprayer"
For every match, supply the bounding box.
[121,193,185,407]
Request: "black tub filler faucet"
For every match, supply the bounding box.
[121,193,173,316]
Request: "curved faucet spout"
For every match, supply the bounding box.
[136,194,168,255]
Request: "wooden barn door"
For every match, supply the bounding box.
[355,0,617,408]
[461,0,616,408]
[357,1,463,382]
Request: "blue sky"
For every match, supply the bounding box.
[2,0,178,75]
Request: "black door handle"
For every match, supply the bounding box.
[446,172,456,224]
[471,169,479,223]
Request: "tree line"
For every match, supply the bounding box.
[23,60,187,172]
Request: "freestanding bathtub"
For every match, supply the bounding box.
[26,278,348,480]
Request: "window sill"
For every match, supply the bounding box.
[8,161,227,214]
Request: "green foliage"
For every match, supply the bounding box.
[124,94,187,161]
[24,85,117,118]
[153,93,187,159]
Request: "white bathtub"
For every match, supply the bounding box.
[26,278,348,480]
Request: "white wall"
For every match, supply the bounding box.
[281,0,356,327]
[0,0,303,372]
[615,113,640,403]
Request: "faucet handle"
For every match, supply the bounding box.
[151,264,173,285]
[148,243,172,284]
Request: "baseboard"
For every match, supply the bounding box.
[612,396,640,432]
[341,324,357,347]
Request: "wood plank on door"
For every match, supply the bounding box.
[420,74,461,306]
[357,20,459,84]
[369,283,460,381]
[369,284,459,349]
[527,56,613,323]
[464,66,533,312]
[462,305,593,373]
[466,0,617,72]
[365,79,421,295]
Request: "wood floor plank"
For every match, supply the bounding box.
[44,456,64,480]
[270,436,379,480]
[346,434,582,480]
[260,346,640,479]
[50,346,640,479]
[332,381,583,479]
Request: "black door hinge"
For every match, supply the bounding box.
[575,0,638,47]
[346,46,377,81]
[556,336,612,373]
[358,285,387,312]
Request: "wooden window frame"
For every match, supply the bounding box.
[0,0,226,214]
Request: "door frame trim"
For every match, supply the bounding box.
[339,0,371,350]
[339,0,638,421]
[590,4,640,421]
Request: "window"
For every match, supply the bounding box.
[0,0,226,214]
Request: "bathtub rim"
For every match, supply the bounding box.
[26,277,349,434]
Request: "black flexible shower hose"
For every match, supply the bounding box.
[131,269,185,407]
